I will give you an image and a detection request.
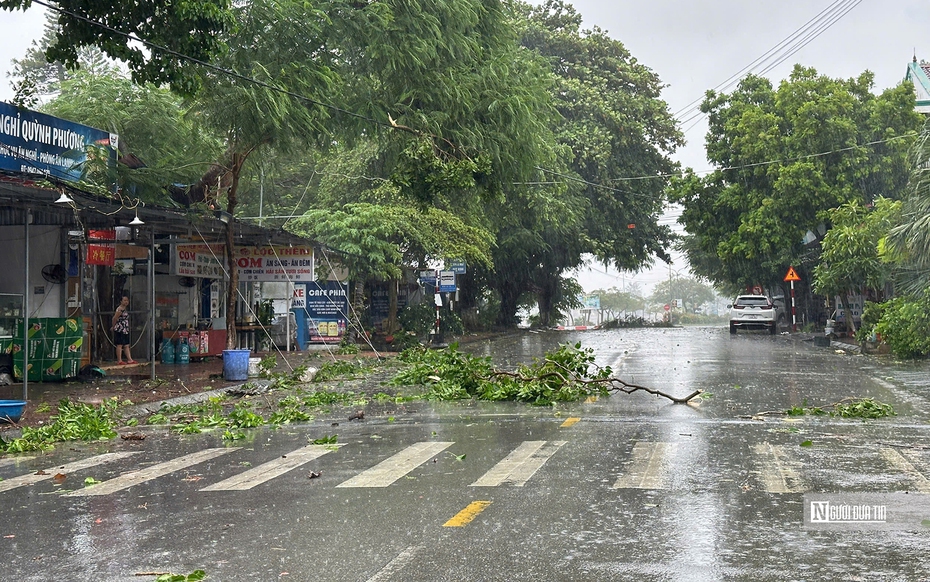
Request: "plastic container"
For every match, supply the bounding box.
[0,399,27,424]
[223,349,250,381]
[177,337,190,364]
[248,357,261,378]
[161,339,175,364]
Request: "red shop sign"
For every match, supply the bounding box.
[86,244,115,266]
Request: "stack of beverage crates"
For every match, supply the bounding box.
[0,318,83,382]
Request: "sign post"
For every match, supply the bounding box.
[784,266,802,332]
[432,292,443,345]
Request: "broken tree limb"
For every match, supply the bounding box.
[487,370,702,404]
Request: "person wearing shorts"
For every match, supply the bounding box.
[112,295,135,364]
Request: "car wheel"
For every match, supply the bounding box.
[729,323,737,334]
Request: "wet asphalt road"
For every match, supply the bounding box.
[3,326,930,581]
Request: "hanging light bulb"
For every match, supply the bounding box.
[129,209,144,225]
[54,189,73,204]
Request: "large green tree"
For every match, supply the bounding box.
[885,120,930,295]
[1,0,234,95]
[289,202,493,335]
[510,0,683,326]
[7,8,117,107]
[183,0,342,348]
[671,67,922,299]
[812,198,900,333]
[41,69,222,201]
[650,274,716,314]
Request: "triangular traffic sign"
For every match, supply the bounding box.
[784,266,801,282]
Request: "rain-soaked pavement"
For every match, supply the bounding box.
[3,326,930,581]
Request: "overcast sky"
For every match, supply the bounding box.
[1,1,928,295]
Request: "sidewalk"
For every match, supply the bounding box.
[0,345,362,426]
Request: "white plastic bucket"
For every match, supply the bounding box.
[247,357,262,377]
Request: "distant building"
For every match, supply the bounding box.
[906,56,930,114]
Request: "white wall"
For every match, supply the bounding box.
[0,225,63,318]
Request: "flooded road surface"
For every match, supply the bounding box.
[3,326,930,581]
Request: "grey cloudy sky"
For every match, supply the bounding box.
[1,1,928,294]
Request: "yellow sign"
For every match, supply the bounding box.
[784,266,801,282]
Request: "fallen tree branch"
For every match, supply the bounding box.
[487,369,702,404]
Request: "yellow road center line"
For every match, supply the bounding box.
[560,417,581,428]
[443,500,492,527]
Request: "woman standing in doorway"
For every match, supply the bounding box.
[112,295,135,364]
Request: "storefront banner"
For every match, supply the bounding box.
[176,244,225,277]
[236,246,314,282]
[292,286,306,309]
[86,244,115,266]
[174,244,314,280]
[195,251,225,278]
[87,229,116,241]
[0,102,117,182]
[301,281,348,342]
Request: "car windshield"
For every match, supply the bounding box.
[736,297,770,307]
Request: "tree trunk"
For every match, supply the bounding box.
[350,279,366,341]
[496,282,520,328]
[384,279,399,334]
[224,151,247,349]
[838,294,857,335]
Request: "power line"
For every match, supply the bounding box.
[30,0,397,133]
[675,0,862,129]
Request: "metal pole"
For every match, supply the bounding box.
[286,285,291,353]
[22,209,29,400]
[791,280,797,332]
[150,233,156,381]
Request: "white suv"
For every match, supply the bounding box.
[728,295,778,335]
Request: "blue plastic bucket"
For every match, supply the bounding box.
[0,400,27,424]
[222,349,250,381]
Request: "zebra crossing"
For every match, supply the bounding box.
[1,430,928,498]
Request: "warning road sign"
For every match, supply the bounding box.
[784,266,801,282]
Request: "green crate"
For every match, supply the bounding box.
[61,358,81,379]
[43,337,64,360]
[42,358,64,380]
[64,336,83,357]
[62,318,82,339]
[13,361,41,382]
[16,318,45,340]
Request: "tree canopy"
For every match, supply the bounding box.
[1,0,235,95]
[670,66,922,293]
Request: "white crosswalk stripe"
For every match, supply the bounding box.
[336,442,454,488]
[66,448,234,497]
[0,456,35,469]
[471,440,567,487]
[612,442,676,490]
[0,452,139,494]
[201,444,343,491]
[879,447,930,493]
[753,443,806,493]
